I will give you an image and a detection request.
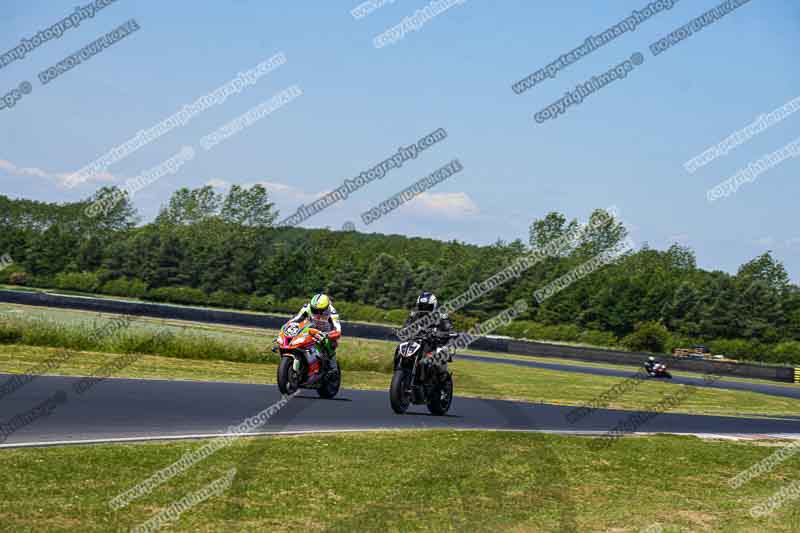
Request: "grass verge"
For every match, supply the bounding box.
[1,431,799,531]
[0,308,392,373]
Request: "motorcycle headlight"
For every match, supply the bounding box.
[399,342,420,357]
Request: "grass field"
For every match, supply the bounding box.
[1,431,799,531]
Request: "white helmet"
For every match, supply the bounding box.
[416,292,438,313]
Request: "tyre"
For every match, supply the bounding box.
[665,371,672,379]
[317,368,341,399]
[390,369,412,414]
[426,373,453,416]
[277,357,299,395]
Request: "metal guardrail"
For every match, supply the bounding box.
[0,289,794,383]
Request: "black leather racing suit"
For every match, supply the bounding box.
[403,310,454,367]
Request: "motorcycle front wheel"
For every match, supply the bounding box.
[390,369,412,414]
[277,357,300,395]
[426,373,453,416]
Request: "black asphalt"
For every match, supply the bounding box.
[459,353,800,400]
[1,373,798,448]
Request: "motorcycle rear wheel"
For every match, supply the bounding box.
[317,368,341,399]
[390,369,412,414]
[426,373,453,416]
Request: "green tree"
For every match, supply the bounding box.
[360,253,415,309]
[220,184,277,227]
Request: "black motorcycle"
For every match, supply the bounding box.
[390,330,458,415]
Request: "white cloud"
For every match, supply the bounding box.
[405,192,480,218]
[248,180,316,201]
[206,178,230,189]
[0,158,117,187]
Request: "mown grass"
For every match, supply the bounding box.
[1,431,799,531]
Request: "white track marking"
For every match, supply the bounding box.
[2,429,799,449]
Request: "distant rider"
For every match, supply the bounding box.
[644,356,658,374]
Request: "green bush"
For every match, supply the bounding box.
[708,338,763,361]
[451,313,479,333]
[100,278,149,299]
[247,294,277,313]
[382,309,409,325]
[621,321,670,353]
[0,263,25,284]
[145,287,208,306]
[7,270,29,286]
[53,271,101,293]
[765,341,800,365]
[207,290,248,309]
[578,329,619,348]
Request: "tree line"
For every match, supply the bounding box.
[0,185,798,363]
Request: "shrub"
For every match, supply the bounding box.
[451,313,479,333]
[382,309,409,325]
[145,287,208,306]
[708,338,763,361]
[100,278,149,299]
[247,294,276,313]
[0,263,24,284]
[765,341,800,365]
[53,271,101,293]
[621,321,670,353]
[578,329,619,348]
[207,290,248,309]
[7,271,29,286]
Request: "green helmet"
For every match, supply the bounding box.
[310,293,331,313]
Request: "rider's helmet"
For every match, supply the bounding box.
[415,292,438,313]
[310,293,331,315]
[648,356,655,363]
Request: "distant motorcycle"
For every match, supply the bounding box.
[646,362,672,379]
[273,318,341,398]
[390,330,458,415]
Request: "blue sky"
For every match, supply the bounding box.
[1,0,798,281]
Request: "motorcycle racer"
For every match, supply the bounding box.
[288,293,342,373]
[404,292,454,366]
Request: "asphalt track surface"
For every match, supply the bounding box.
[1,373,798,449]
[458,353,800,400]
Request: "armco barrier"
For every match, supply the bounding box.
[0,289,794,383]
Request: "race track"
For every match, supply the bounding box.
[1,373,798,449]
[459,353,800,400]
